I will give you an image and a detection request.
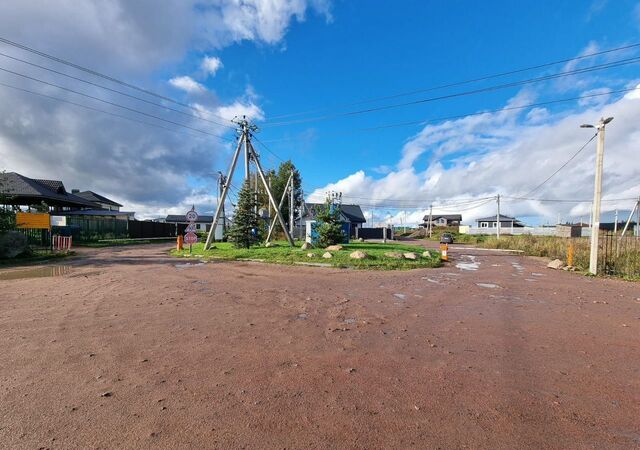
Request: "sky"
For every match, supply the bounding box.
[0,0,639,226]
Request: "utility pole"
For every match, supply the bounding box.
[428,204,433,238]
[581,117,613,275]
[614,209,618,234]
[496,194,501,239]
[289,172,294,238]
[218,171,227,235]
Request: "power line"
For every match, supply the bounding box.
[503,196,636,203]
[251,134,286,163]
[520,133,598,197]
[0,50,235,129]
[0,65,233,141]
[266,42,640,121]
[0,80,224,140]
[262,86,639,144]
[0,35,233,123]
[262,57,640,127]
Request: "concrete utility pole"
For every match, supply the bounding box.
[428,204,433,238]
[289,172,294,238]
[496,194,501,239]
[581,117,613,275]
[614,209,618,234]
[218,171,227,235]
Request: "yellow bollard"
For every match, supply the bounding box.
[177,234,184,251]
[567,242,574,267]
[440,243,448,261]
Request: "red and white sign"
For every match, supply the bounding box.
[185,223,197,233]
[185,209,198,222]
[184,232,198,244]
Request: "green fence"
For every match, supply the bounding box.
[64,216,128,242]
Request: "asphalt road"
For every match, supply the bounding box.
[0,242,638,449]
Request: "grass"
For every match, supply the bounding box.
[172,241,442,270]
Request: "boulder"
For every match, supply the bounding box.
[357,237,365,243]
[322,252,333,259]
[265,242,273,248]
[325,245,343,251]
[307,252,315,258]
[349,250,368,260]
[301,242,312,250]
[422,251,432,258]
[547,259,565,270]
[403,252,418,260]
[384,251,404,259]
[0,231,29,259]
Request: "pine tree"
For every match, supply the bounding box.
[316,199,345,247]
[227,180,262,248]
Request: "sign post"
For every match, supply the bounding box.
[184,206,199,254]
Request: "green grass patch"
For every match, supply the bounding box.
[172,241,441,270]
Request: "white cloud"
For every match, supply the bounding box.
[309,86,640,226]
[169,76,206,93]
[201,56,223,77]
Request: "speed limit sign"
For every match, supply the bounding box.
[185,207,198,222]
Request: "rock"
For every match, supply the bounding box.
[358,237,365,242]
[384,251,404,259]
[301,242,312,250]
[422,251,432,258]
[265,242,272,248]
[349,250,368,259]
[325,245,343,251]
[307,252,315,258]
[547,259,565,270]
[0,231,29,259]
[322,252,333,259]
[100,391,113,397]
[403,252,418,260]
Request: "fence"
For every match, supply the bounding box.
[129,221,176,239]
[64,216,128,242]
[600,232,640,277]
[356,227,394,240]
[463,226,558,236]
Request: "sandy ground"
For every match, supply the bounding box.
[0,242,639,449]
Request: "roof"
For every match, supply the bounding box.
[64,209,134,217]
[303,203,367,223]
[165,214,215,223]
[75,190,123,207]
[0,172,97,208]
[476,214,525,225]
[422,214,462,221]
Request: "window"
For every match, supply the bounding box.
[480,222,489,228]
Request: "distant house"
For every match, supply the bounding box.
[165,214,215,232]
[421,214,462,228]
[300,203,367,231]
[72,190,122,211]
[475,214,525,229]
[0,172,97,210]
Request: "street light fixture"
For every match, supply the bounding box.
[581,116,614,275]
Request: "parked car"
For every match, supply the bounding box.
[440,232,454,244]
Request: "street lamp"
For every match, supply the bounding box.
[581,116,613,275]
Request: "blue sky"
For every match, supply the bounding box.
[1,0,639,225]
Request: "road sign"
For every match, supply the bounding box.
[185,208,198,222]
[185,223,197,233]
[184,232,198,244]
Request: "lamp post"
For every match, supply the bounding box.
[581,116,613,275]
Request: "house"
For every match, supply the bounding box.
[475,214,526,229]
[72,190,122,211]
[0,172,97,210]
[421,214,462,228]
[300,203,367,232]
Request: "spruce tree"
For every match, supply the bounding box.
[227,179,262,248]
[316,199,345,247]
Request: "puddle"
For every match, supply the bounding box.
[0,265,72,281]
[456,255,480,271]
[343,318,356,324]
[393,293,406,300]
[476,283,500,289]
[422,277,440,284]
[525,278,537,282]
[175,262,205,269]
[531,273,544,277]
[296,313,308,320]
[511,262,524,271]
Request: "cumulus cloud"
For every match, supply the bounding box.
[169,76,207,93]
[201,56,223,77]
[0,0,331,215]
[309,84,640,226]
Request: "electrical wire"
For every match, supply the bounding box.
[0,35,234,123]
[262,57,640,127]
[0,65,233,141]
[265,42,640,121]
[520,132,598,198]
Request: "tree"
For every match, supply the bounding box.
[226,180,262,248]
[315,198,345,247]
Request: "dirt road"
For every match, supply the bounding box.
[1,243,639,449]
